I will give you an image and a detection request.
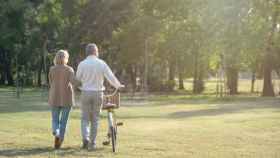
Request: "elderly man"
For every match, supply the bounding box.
[76,43,124,150]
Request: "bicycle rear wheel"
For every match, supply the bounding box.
[110,126,117,152]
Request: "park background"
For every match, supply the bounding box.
[1,0,280,158]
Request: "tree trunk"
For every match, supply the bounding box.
[46,63,50,85]
[276,69,280,95]
[6,62,14,86]
[127,65,137,91]
[37,57,43,86]
[168,58,176,91]
[193,51,204,94]
[193,66,205,94]
[226,67,238,95]
[193,51,198,94]
[251,71,256,93]
[262,0,279,97]
[178,58,185,90]
[1,49,14,86]
[169,61,175,82]
[0,66,4,85]
[0,48,4,85]
[178,71,184,90]
[194,76,205,94]
[262,61,275,96]
[42,35,49,85]
[0,70,4,85]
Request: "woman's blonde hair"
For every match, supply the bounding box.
[54,50,69,65]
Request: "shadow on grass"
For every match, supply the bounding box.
[116,98,280,120]
[0,100,49,113]
[0,89,50,113]
[146,95,276,107]
[168,99,280,119]
[0,146,106,157]
[122,94,277,108]
[0,147,53,157]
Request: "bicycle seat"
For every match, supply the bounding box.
[102,103,118,110]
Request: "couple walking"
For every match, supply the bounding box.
[48,43,124,150]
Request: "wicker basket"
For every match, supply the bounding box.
[103,92,120,109]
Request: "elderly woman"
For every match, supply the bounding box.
[48,50,75,149]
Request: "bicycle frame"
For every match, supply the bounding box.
[102,88,121,152]
[107,109,116,131]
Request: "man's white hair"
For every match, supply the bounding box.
[85,43,98,56]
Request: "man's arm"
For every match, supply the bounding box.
[103,62,123,89]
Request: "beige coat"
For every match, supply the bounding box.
[48,65,75,107]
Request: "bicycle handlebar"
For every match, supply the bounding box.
[104,88,119,98]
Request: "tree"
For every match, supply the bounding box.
[0,0,33,85]
[261,0,279,96]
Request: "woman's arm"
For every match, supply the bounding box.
[48,67,53,86]
[69,67,81,88]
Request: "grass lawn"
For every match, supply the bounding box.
[0,88,280,158]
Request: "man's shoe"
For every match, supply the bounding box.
[88,144,97,151]
[82,140,89,149]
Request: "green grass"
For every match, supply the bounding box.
[0,88,280,158]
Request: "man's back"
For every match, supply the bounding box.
[76,55,121,91]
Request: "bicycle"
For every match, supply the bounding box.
[102,88,123,152]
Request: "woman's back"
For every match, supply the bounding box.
[48,65,75,107]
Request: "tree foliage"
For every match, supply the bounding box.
[0,0,279,96]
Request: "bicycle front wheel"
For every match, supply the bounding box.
[110,126,117,152]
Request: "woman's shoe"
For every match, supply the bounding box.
[54,136,62,149]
